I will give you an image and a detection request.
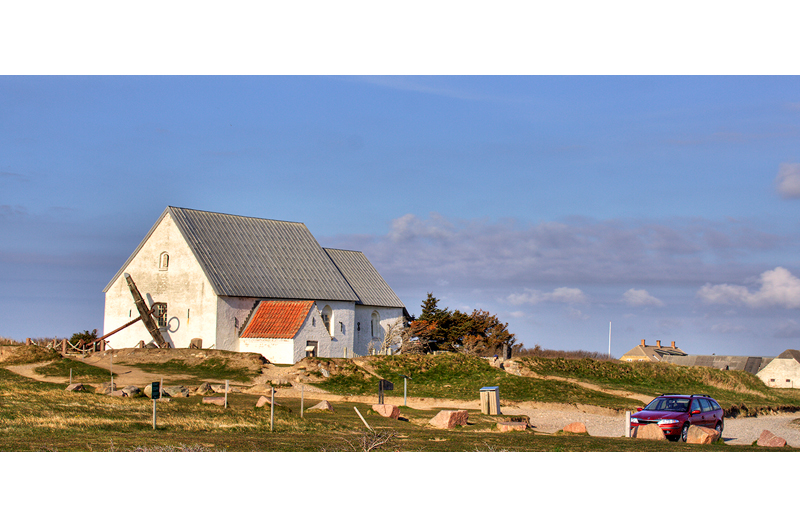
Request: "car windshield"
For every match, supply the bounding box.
[644,397,690,412]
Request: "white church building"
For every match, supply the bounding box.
[102,206,407,364]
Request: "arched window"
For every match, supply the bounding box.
[159,252,169,270]
[321,305,333,336]
[371,311,380,338]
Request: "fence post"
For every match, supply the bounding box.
[270,387,275,432]
[301,384,304,419]
[225,380,229,409]
[625,411,632,437]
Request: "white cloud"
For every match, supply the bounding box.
[507,287,587,306]
[697,267,800,309]
[623,288,664,307]
[775,163,800,199]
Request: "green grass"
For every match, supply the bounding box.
[0,368,787,452]
[33,358,111,383]
[517,356,800,413]
[316,353,643,410]
[123,358,257,383]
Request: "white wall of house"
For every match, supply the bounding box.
[757,359,800,389]
[103,212,218,349]
[293,308,334,362]
[313,300,356,358]
[240,337,295,364]
[354,306,404,356]
[216,296,261,351]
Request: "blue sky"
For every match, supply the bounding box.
[3,75,800,357]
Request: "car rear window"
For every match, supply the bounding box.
[708,399,721,411]
[699,398,713,412]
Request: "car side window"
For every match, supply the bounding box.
[690,399,702,413]
[699,398,713,412]
[709,399,721,411]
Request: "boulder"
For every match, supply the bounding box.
[503,360,522,376]
[497,421,527,432]
[142,383,161,399]
[686,425,720,444]
[65,383,85,392]
[163,385,191,398]
[211,384,241,394]
[195,382,214,395]
[122,385,141,397]
[189,338,203,349]
[562,422,588,434]
[256,395,274,408]
[243,383,273,395]
[319,367,330,378]
[108,390,126,397]
[96,382,116,395]
[307,400,334,412]
[757,429,787,448]
[372,404,400,419]
[429,410,469,429]
[632,423,667,441]
[203,397,226,406]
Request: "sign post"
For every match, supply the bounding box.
[151,381,160,430]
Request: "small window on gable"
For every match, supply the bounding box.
[159,252,169,270]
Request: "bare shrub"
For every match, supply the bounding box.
[323,429,398,452]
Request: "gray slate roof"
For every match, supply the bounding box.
[324,248,405,308]
[105,207,404,308]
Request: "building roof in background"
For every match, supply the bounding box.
[777,349,800,362]
[240,300,314,339]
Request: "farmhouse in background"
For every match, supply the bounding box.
[103,206,407,364]
[619,339,687,362]
[619,338,772,375]
[756,349,800,389]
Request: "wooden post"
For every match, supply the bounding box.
[225,380,229,409]
[61,339,67,354]
[301,384,304,419]
[625,411,631,438]
[354,407,372,431]
[69,368,72,385]
[153,398,157,430]
[404,377,407,406]
[270,387,275,432]
[110,352,113,390]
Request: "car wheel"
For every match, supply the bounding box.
[715,421,723,437]
[681,423,690,442]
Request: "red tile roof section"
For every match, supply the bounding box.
[240,300,314,339]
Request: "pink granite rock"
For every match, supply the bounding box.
[562,422,588,434]
[686,425,719,444]
[497,421,527,432]
[203,397,226,406]
[632,423,667,441]
[372,404,400,419]
[429,410,469,429]
[757,429,787,447]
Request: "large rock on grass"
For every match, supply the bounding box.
[686,425,719,444]
[203,397,226,406]
[429,410,469,429]
[757,429,787,447]
[497,421,527,432]
[122,385,141,397]
[65,383,85,392]
[307,400,334,412]
[631,423,667,441]
[562,422,588,434]
[372,404,400,419]
[163,385,191,398]
[96,382,116,395]
[195,382,214,395]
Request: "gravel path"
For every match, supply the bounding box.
[510,405,800,446]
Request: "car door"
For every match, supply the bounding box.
[698,397,714,428]
[689,398,703,426]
